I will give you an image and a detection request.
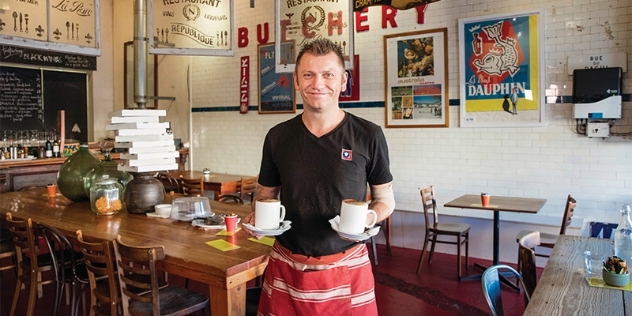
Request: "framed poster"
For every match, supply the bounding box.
[0,0,101,55]
[274,0,354,73]
[458,10,545,127]
[258,42,296,114]
[148,0,233,56]
[384,28,449,128]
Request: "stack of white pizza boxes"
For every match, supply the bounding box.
[108,109,178,173]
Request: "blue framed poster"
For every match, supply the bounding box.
[258,42,296,114]
[458,10,545,127]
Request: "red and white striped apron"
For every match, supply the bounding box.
[257,242,378,316]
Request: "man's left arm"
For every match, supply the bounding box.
[368,182,395,223]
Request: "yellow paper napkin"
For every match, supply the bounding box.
[588,277,632,291]
[248,236,275,247]
[206,239,240,251]
[216,227,241,236]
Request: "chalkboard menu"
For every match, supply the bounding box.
[0,65,87,141]
[0,66,43,130]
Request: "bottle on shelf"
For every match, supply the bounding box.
[614,204,632,264]
[45,138,53,158]
[52,137,60,158]
[8,138,17,160]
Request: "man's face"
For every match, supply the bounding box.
[293,51,348,112]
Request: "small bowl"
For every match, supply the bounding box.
[602,271,630,287]
[154,204,172,216]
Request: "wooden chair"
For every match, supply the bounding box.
[180,176,204,197]
[0,228,17,276]
[5,212,56,316]
[39,223,89,316]
[517,231,539,304]
[515,195,576,258]
[217,194,244,204]
[416,186,470,280]
[239,176,258,203]
[113,235,210,316]
[156,172,182,194]
[76,230,120,316]
[481,264,530,316]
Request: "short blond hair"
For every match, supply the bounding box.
[295,38,345,69]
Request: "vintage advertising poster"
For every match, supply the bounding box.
[148,0,233,56]
[258,42,295,114]
[275,0,354,73]
[458,10,545,127]
[0,0,100,55]
[384,28,449,128]
[339,55,360,102]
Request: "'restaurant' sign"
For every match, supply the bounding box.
[148,0,233,56]
[275,0,354,73]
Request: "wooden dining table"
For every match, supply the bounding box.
[166,170,248,200]
[0,189,270,316]
[444,194,547,286]
[524,235,632,315]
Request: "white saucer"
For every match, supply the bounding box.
[242,221,292,236]
[329,216,380,241]
[192,218,241,230]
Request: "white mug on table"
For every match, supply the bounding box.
[255,199,286,230]
[338,199,377,234]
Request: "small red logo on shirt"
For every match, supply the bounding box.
[341,149,352,161]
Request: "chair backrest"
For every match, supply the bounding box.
[420,186,439,226]
[518,231,539,303]
[156,172,182,194]
[559,195,576,235]
[39,223,84,286]
[180,176,204,196]
[113,234,165,316]
[240,176,258,203]
[5,212,40,275]
[76,230,119,316]
[0,228,17,273]
[217,195,244,204]
[482,264,530,316]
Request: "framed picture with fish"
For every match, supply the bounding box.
[458,10,545,128]
[383,28,449,128]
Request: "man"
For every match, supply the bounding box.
[510,87,519,115]
[242,38,395,315]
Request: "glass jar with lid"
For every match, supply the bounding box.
[90,175,125,215]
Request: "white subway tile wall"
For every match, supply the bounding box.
[190,0,631,231]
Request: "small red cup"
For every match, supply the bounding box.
[481,193,490,207]
[47,184,57,197]
[225,215,238,233]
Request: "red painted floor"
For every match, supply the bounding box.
[1,244,531,315]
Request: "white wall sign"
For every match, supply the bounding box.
[148,0,233,56]
[567,52,627,74]
[0,0,101,56]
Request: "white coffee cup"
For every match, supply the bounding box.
[338,199,377,234]
[255,199,286,230]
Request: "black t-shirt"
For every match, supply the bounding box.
[258,112,393,256]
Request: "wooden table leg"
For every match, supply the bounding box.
[209,283,247,316]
